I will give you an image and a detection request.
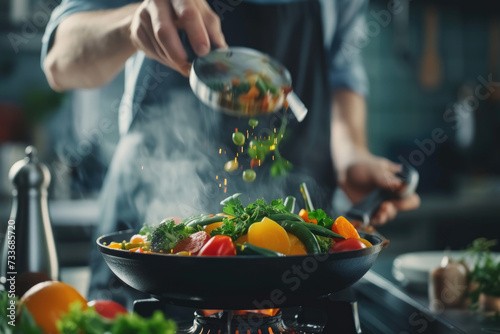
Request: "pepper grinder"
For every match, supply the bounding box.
[0,146,58,296]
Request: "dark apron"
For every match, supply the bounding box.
[88,0,334,307]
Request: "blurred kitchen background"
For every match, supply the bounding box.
[0,0,499,294]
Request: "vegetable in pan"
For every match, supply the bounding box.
[106,190,374,257]
[106,182,375,257]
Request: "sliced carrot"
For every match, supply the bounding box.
[332,216,360,239]
[299,209,309,223]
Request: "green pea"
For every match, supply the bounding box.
[243,169,256,182]
[248,118,259,127]
[232,131,245,146]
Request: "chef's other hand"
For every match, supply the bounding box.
[130,0,228,76]
[339,153,420,226]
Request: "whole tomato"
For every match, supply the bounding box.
[87,300,128,319]
[329,238,366,252]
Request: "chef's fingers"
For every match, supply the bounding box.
[373,168,402,191]
[131,12,167,65]
[149,0,190,75]
[391,193,421,211]
[134,9,168,60]
[371,193,420,226]
[371,201,398,226]
[199,1,227,48]
[171,0,211,56]
[387,160,403,173]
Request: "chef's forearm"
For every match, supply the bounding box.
[44,3,139,91]
[330,90,369,176]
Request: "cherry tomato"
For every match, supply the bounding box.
[172,231,211,255]
[198,235,236,256]
[328,238,366,252]
[87,300,128,319]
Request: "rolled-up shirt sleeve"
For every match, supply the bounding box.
[327,0,369,96]
[41,0,127,69]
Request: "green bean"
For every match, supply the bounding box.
[186,216,224,228]
[236,243,285,257]
[278,221,321,254]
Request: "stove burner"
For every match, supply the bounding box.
[188,310,289,334]
[133,293,361,334]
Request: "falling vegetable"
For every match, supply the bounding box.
[242,169,256,182]
[224,160,239,172]
[248,118,259,127]
[232,131,245,146]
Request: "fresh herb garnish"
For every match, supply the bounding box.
[307,209,334,229]
[465,238,500,307]
[214,197,288,240]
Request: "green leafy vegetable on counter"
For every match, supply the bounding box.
[57,302,176,334]
[150,219,197,253]
[0,292,43,334]
[466,238,500,307]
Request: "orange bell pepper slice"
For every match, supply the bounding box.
[332,216,360,239]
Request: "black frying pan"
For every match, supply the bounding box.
[97,232,382,310]
[97,166,418,309]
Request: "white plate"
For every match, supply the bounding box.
[392,251,499,288]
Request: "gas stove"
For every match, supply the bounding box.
[133,290,362,334]
[132,271,470,334]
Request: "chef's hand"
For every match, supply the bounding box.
[130,0,228,76]
[339,153,420,226]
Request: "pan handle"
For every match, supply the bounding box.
[344,165,419,226]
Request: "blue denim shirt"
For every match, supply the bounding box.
[42,0,368,135]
